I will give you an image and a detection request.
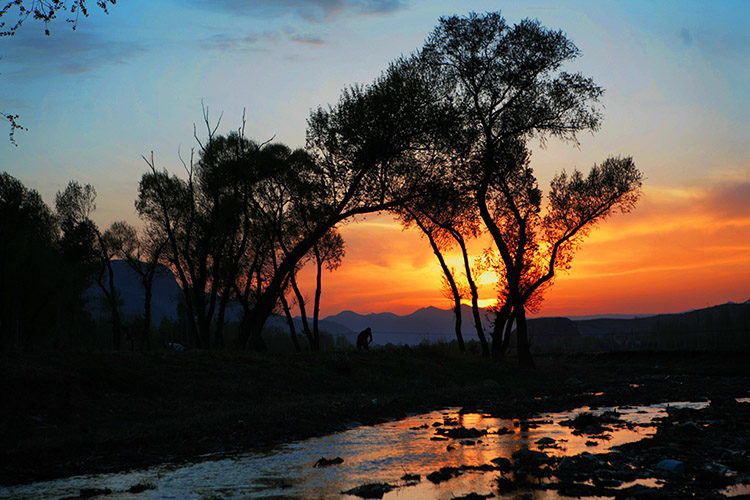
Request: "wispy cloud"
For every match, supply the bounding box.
[199,31,282,51]
[199,26,326,51]
[704,181,750,217]
[557,176,750,284]
[0,29,146,79]
[192,0,406,22]
[195,0,407,51]
[290,33,326,45]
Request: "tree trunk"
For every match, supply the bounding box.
[280,291,302,352]
[423,229,465,352]
[182,286,201,349]
[101,259,122,350]
[142,275,153,351]
[240,310,267,351]
[491,303,512,361]
[214,289,231,349]
[290,274,314,348]
[312,256,323,352]
[515,305,535,369]
[453,295,464,353]
[501,314,514,358]
[455,235,489,357]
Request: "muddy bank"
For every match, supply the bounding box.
[1,349,748,486]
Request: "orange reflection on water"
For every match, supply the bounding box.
[334,405,668,500]
[5,403,706,500]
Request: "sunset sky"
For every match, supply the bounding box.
[2,0,748,318]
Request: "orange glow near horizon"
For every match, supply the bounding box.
[295,179,750,319]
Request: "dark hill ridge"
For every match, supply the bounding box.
[575,301,750,336]
[85,260,182,324]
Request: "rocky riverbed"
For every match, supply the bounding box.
[2,349,748,497]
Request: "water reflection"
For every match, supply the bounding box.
[722,483,750,498]
[0,401,713,500]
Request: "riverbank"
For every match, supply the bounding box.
[2,347,748,486]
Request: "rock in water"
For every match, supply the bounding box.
[342,483,394,498]
[314,456,344,467]
[656,459,685,472]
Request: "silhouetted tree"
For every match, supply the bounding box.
[398,197,468,353]
[96,223,125,349]
[107,221,165,350]
[54,180,102,345]
[278,278,302,352]
[137,127,249,349]
[309,228,345,350]
[481,147,642,365]
[415,12,608,366]
[137,111,327,350]
[279,221,345,351]
[517,156,642,364]
[0,172,59,347]
[287,270,314,348]
[396,180,491,355]
[437,261,468,353]
[234,58,461,349]
[55,181,126,349]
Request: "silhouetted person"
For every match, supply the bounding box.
[357,327,373,350]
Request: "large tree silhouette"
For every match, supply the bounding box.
[415,13,619,366]
[56,180,128,350]
[234,60,460,349]
[137,123,275,349]
[0,172,58,347]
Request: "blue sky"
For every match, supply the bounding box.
[2,0,749,315]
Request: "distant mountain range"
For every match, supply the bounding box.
[89,261,749,348]
[329,301,750,348]
[324,305,492,345]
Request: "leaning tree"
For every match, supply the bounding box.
[395,181,489,355]
[234,58,462,349]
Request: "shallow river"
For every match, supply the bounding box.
[0,401,714,500]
